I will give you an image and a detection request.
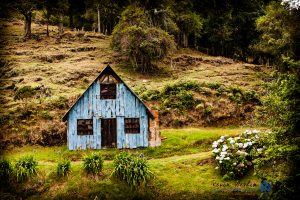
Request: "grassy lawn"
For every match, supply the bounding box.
[3,127,253,161]
[1,127,262,199]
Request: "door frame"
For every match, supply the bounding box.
[101,118,117,148]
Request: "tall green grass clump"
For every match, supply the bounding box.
[112,152,153,187]
[57,159,71,177]
[83,153,104,175]
[14,156,38,182]
[0,158,12,184]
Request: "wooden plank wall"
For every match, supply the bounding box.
[67,81,149,150]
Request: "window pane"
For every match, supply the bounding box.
[100,84,116,99]
[77,119,93,135]
[124,118,140,134]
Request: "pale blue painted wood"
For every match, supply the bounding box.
[67,80,149,150]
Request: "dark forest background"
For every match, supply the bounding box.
[0,0,299,66]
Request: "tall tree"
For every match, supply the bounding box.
[68,0,86,28]
[11,0,40,38]
[111,5,176,72]
[42,0,54,37]
[252,1,294,64]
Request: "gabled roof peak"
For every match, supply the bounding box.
[62,65,154,121]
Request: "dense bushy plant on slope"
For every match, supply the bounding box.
[83,153,104,175]
[254,58,300,199]
[14,156,38,182]
[112,152,153,187]
[57,159,71,177]
[0,158,12,184]
[212,130,265,180]
[112,5,175,72]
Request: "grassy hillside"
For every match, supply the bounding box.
[0,19,270,147]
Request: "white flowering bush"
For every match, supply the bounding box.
[212,130,265,180]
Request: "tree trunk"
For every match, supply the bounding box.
[58,13,64,37]
[97,5,101,33]
[46,17,49,37]
[69,12,74,28]
[24,14,32,38]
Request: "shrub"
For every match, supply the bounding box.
[161,81,201,95]
[112,152,153,187]
[0,159,12,183]
[41,111,53,120]
[83,153,104,175]
[204,105,213,115]
[14,86,37,100]
[14,156,38,182]
[51,96,68,109]
[57,159,71,177]
[243,90,260,103]
[112,6,176,72]
[216,85,229,96]
[206,82,221,90]
[211,130,264,180]
[228,93,243,104]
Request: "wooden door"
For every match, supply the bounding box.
[101,118,117,148]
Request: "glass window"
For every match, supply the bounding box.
[124,118,140,134]
[77,119,93,135]
[100,84,116,99]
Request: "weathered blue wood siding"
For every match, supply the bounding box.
[67,81,149,150]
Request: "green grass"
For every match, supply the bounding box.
[3,127,252,161]
[1,128,262,199]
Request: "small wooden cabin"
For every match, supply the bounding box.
[62,65,160,150]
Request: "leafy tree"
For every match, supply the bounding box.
[175,12,203,48]
[68,0,86,28]
[9,0,40,38]
[112,5,175,72]
[43,0,69,37]
[255,57,300,199]
[252,1,294,63]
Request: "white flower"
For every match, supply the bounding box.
[219,156,224,160]
[255,135,259,139]
[215,167,219,169]
[230,140,235,145]
[238,143,243,148]
[282,0,300,10]
[221,136,225,140]
[234,136,240,140]
[212,143,218,148]
[248,142,252,146]
[219,160,222,163]
[243,143,248,148]
[220,151,227,155]
[212,148,220,153]
[224,157,230,160]
[233,162,237,166]
[216,156,220,160]
[257,148,263,153]
[222,145,228,151]
[253,129,260,134]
